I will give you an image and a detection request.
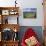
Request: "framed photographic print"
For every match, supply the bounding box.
[23,8,37,18]
[2,10,9,15]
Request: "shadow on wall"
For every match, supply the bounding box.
[18,26,44,44]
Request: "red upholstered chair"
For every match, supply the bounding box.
[21,28,41,46]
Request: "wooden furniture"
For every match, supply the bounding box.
[0,41,2,46]
[0,7,19,46]
[2,41,19,46]
[0,7,19,24]
[43,0,46,46]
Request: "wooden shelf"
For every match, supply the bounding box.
[0,7,19,46]
[0,7,19,24]
[0,24,20,32]
[0,7,19,10]
[1,40,19,46]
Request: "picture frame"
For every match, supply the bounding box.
[2,10,9,15]
[23,8,37,18]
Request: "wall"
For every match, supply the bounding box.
[18,26,44,44]
[0,0,44,45]
[18,0,44,26]
[19,26,43,43]
[0,0,44,26]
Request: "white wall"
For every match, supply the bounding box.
[0,0,44,26]
[18,0,44,26]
